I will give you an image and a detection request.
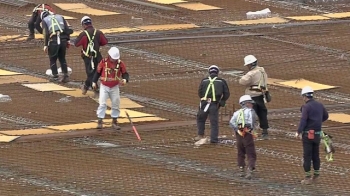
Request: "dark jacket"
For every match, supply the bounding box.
[32,4,55,34]
[42,16,71,46]
[74,25,108,55]
[198,74,230,103]
[297,99,329,133]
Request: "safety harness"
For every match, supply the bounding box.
[200,77,217,112]
[236,108,257,138]
[101,60,121,82]
[321,131,335,162]
[250,71,268,92]
[33,4,53,14]
[82,29,97,69]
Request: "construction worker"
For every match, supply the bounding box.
[195,65,230,143]
[74,16,108,96]
[92,47,129,130]
[239,55,270,140]
[42,11,73,83]
[295,86,329,185]
[230,95,257,179]
[27,4,55,41]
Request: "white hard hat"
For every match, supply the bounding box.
[301,86,314,96]
[81,16,92,25]
[108,47,120,60]
[244,55,257,66]
[208,65,219,73]
[239,95,254,104]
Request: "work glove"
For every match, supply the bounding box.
[121,79,127,85]
[92,82,97,90]
[43,46,48,53]
[295,132,301,139]
[219,100,226,107]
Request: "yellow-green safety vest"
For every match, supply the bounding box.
[83,29,97,58]
[203,77,217,102]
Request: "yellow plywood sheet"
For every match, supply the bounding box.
[0,75,48,85]
[0,128,66,136]
[0,136,20,142]
[323,12,350,19]
[328,113,350,123]
[174,3,222,11]
[93,117,168,124]
[0,69,23,76]
[0,35,25,42]
[54,3,88,10]
[22,83,74,92]
[26,14,76,20]
[106,109,155,118]
[69,8,120,16]
[102,27,138,33]
[286,15,330,21]
[276,79,338,91]
[56,89,95,98]
[136,24,199,31]
[91,97,144,109]
[224,17,289,25]
[147,0,187,4]
[47,122,98,131]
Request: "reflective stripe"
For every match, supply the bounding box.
[203,77,217,102]
[82,29,97,57]
[236,109,245,127]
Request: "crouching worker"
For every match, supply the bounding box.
[92,47,129,129]
[230,95,257,179]
[42,11,73,82]
[27,4,55,41]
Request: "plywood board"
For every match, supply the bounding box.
[106,109,155,118]
[54,3,88,10]
[47,122,98,131]
[286,15,330,21]
[0,128,66,136]
[69,8,120,16]
[101,27,138,33]
[0,75,48,85]
[0,136,20,142]
[93,117,168,124]
[323,12,350,19]
[224,17,289,25]
[26,14,76,20]
[56,89,96,98]
[174,3,222,11]
[0,69,23,76]
[276,79,338,91]
[136,24,199,31]
[328,113,350,123]
[22,83,74,92]
[147,0,187,4]
[0,35,26,42]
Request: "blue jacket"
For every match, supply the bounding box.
[297,99,328,133]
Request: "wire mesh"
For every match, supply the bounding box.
[0,0,350,195]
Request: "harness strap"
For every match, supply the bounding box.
[236,109,257,138]
[258,70,268,91]
[321,131,334,162]
[82,29,97,58]
[203,77,217,102]
[103,60,121,82]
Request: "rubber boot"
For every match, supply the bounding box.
[97,118,103,129]
[261,129,269,140]
[112,118,121,130]
[60,74,69,83]
[238,166,245,177]
[27,33,35,41]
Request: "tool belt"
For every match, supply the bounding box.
[250,85,266,92]
[100,77,120,82]
[237,124,253,137]
[303,130,321,140]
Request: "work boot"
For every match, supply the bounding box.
[49,74,59,82]
[301,177,313,185]
[312,174,319,182]
[26,34,35,41]
[60,74,69,83]
[245,168,253,180]
[96,118,103,129]
[194,135,205,141]
[112,118,121,130]
[238,166,245,177]
[261,129,269,140]
[81,85,88,95]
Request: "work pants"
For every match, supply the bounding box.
[97,84,120,119]
[252,95,269,130]
[82,53,102,90]
[48,40,68,76]
[236,132,256,170]
[197,102,219,143]
[302,133,321,177]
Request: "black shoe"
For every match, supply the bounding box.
[49,75,59,82]
[112,118,121,130]
[97,119,103,129]
[26,34,35,41]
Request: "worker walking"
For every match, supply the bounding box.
[92,47,129,130]
[74,16,108,96]
[195,65,230,144]
[27,4,55,41]
[230,95,257,179]
[295,86,329,185]
[42,11,73,83]
[239,55,270,140]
